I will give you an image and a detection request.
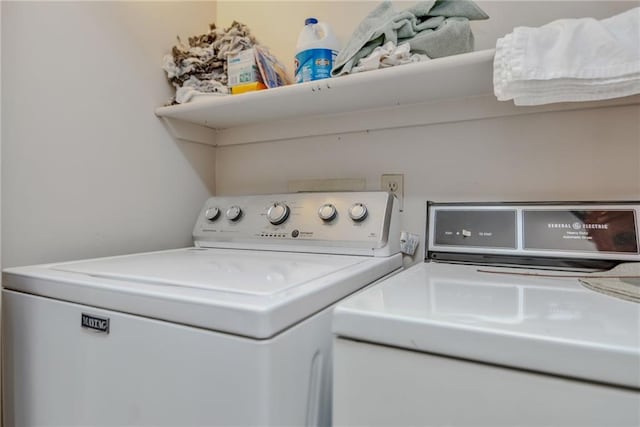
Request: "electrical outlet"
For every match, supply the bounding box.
[381,174,404,212]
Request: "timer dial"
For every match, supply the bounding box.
[318,204,337,222]
[348,203,368,222]
[204,207,220,222]
[267,203,290,225]
[226,205,243,222]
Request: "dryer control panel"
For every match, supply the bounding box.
[193,192,400,257]
[427,201,640,268]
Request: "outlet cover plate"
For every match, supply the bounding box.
[381,174,404,212]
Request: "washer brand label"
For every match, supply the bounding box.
[81,313,110,334]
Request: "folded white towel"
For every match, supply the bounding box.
[494,8,640,106]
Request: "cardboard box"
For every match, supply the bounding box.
[231,82,267,95]
[227,48,261,88]
[227,46,292,95]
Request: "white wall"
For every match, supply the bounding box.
[215,1,640,263]
[216,105,640,253]
[1,1,217,268]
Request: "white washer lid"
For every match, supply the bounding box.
[3,248,402,339]
[333,262,640,389]
[52,248,359,295]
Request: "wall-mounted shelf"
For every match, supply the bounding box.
[155,49,640,146]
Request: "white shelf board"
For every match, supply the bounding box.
[155,48,640,146]
[156,50,494,128]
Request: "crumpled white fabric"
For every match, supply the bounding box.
[494,7,640,106]
[175,76,228,104]
[352,41,430,73]
[162,21,257,104]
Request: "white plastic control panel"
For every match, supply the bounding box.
[193,192,400,257]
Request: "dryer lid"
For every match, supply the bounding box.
[333,262,640,389]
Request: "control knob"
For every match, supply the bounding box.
[267,202,290,225]
[318,203,337,222]
[204,207,220,222]
[348,203,368,222]
[226,205,243,222]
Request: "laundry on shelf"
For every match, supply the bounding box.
[494,7,640,106]
[162,21,290,104]
[332,0,489,76]
[162,21,254,103]
[352,41,429,73]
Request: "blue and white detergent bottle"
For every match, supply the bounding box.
[295,18,340,83]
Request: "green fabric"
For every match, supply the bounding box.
[331,0,489,76]
[406,17,475,58]
[423,0,489,20]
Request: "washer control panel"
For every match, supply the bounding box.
[193,192,396,254]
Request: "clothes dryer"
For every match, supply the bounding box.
[333,201,640,426]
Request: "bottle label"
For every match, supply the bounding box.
[295,49,337,83]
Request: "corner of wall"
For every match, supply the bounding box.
[1,0,4,423]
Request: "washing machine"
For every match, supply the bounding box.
[2,191,402,427]
[333,201,640,426]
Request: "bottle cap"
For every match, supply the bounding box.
[305,17,318,25]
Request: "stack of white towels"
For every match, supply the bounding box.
[494,7,640,106]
